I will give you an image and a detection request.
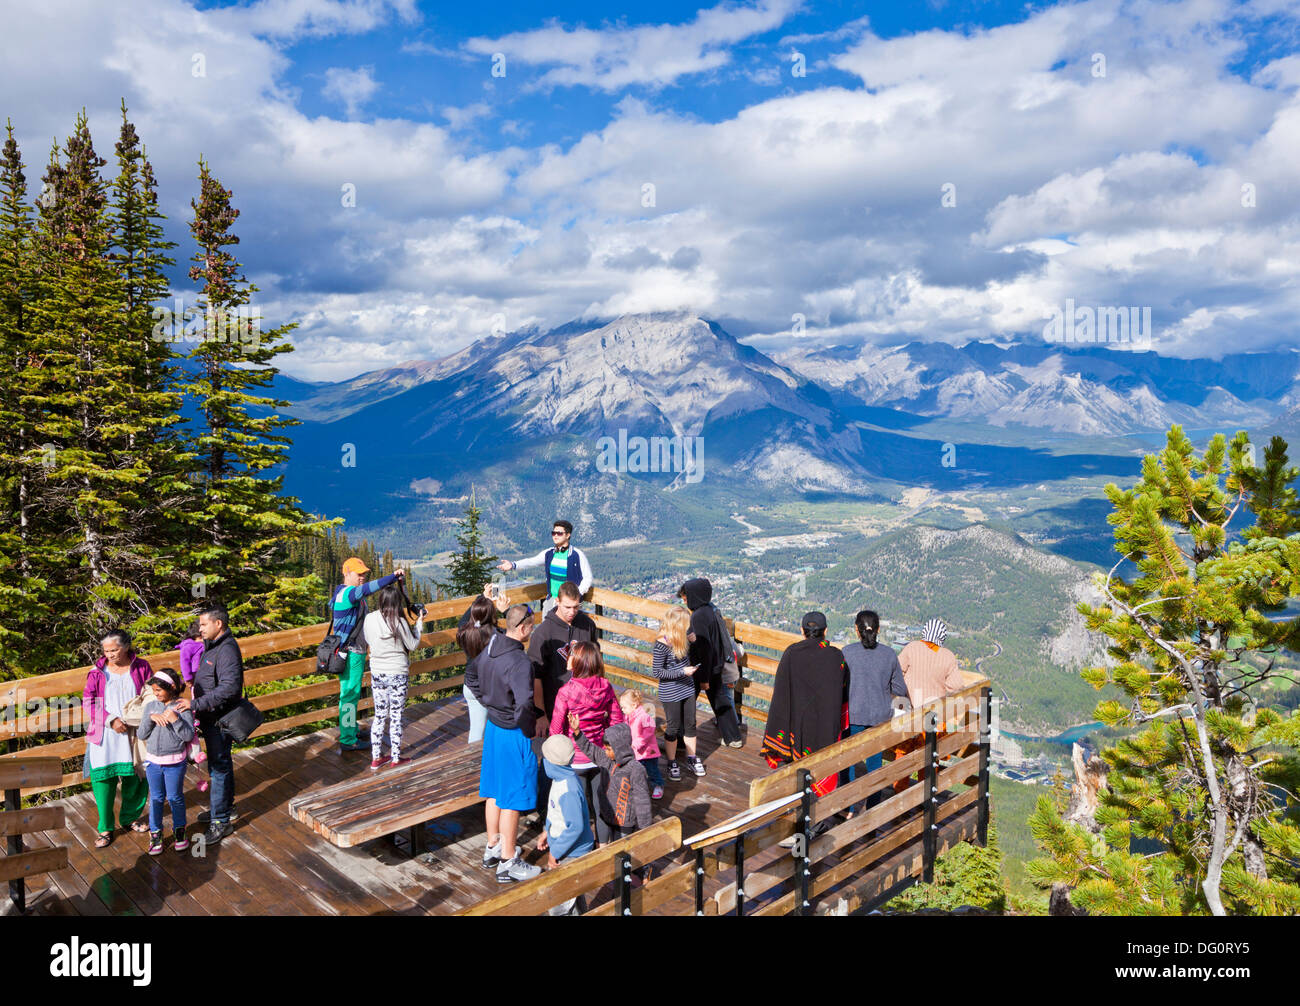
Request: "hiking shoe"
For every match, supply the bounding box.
[688,756,706,777]
[651,785,664,800]
[203,820,235,845]
[482,840,502,869]
[369,757,386,771]
[497,854,542,884]
[148,832,164,856]
[173,830,189,853]
[196,810,239,826]
[668,761,682,782]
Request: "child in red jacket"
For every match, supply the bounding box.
[550,642,624,844]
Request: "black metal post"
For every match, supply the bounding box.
[797,767,813,916]
[694,848,706,916]
[977,687,992,846]
[734,836,746,917]
[617,852,633,916]
[5,784,23,914]
[922,722,938,883]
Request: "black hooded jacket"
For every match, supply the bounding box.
[679,578,726,683]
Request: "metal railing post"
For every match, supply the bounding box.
[923,719,938,883]
[797,767,813,916]
[695,848,706,916]
[4,783,23,914]
[617,852,633,916]
[977,687,992,846]
[735,836,746,917]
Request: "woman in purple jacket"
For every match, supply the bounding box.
[82,629,153,848]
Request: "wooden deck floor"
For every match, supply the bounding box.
[3,696,765,916]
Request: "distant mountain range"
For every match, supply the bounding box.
[271,313,1294,545]
[773,339,1296,437]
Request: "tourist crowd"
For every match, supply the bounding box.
[81,516,968,912]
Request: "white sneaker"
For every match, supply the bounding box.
[497,854,542,884]
[482,840,502,869]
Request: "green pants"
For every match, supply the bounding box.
[339,649,366,745]
[91,774,149,834]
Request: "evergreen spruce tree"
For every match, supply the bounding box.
[105,104,196,650]
[0,122,53,671]
[438,487,497,598]
[888,816,1007,913]
[1029,426,1300,915]
[176,158,329,630]
[27,112,164,654]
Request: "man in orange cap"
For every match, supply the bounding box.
[331,557,405,753]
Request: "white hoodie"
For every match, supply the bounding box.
[363,610,424,676]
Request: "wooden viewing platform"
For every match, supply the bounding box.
[1,585,991,917]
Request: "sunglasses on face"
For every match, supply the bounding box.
[551,531,568,537]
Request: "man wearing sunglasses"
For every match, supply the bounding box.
[497,519,593,612]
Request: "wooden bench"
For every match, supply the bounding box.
[1,758,69,914]
[288,739,484,850]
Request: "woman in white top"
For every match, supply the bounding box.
[363,581,425,771]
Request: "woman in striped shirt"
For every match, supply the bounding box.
[651,605,703,781]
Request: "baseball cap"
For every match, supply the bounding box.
[542,734,575,766]
[801,611,828,633]
[342,557,369,576]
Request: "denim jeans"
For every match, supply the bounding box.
[202,719,235,824]
[145,760,187,832]
[845,724,886,813]
[639,756,664,788]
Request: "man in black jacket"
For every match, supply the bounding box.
[528,580,599,720]
[678,578,744,747]
[176,602,244,844]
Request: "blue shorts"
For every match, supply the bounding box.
[479,720,538,811]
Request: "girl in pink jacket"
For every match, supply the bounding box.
[619,689,664,799]
[550,642,624,845]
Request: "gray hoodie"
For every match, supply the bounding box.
[136,698,196,759]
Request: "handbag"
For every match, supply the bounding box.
[316,590,363,676]
[713,606,742,685]
[723,641,745,687]
[217,698,264,742]
[121,694,149,779]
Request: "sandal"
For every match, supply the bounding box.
[129,820,150,833]
[94,832,112,849]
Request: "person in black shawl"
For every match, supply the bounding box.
[759,612,848,797]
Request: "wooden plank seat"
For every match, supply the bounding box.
[289,740,484,849]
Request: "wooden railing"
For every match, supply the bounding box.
[466,674,992,916]
[1,758,69,914]
[0,583,776,797]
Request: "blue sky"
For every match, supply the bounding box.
[6,0,1300,379]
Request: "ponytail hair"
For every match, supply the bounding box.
[457,595,498,661]
[855,610,881,650]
